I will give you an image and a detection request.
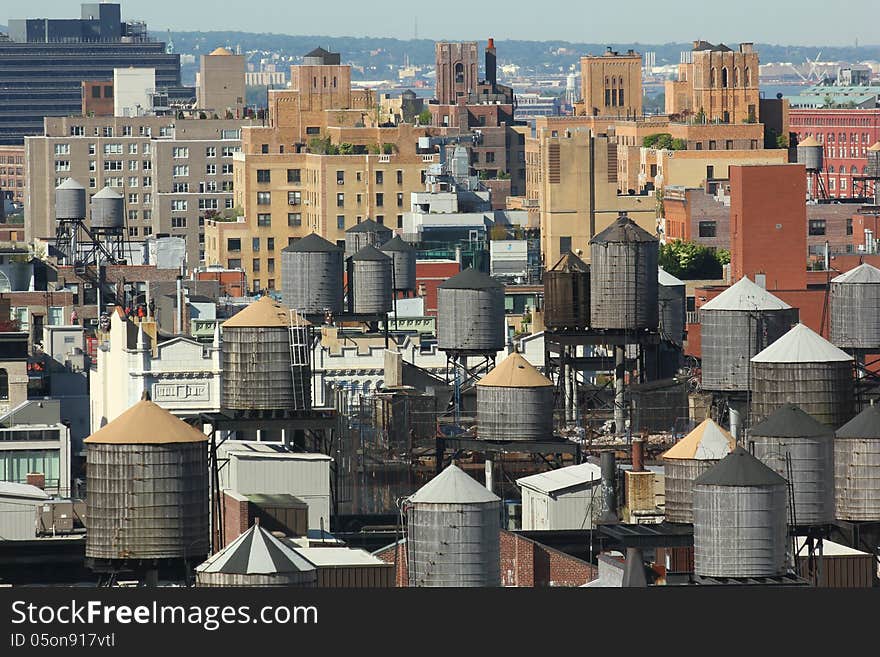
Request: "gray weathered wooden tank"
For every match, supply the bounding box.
[406,464,500,587]
[54,178,86,220]
[437,268,505,353]
[344,218,392,259]
[379,235,417,292]
[543,251,590,330]
[589,214,658,330]
[281,233,344,314]
[830,263,880,350]
[221,296,311,411]
[750,323,854,427]
[834,404,880,521]
[693,447,788,578]
[349,244,392,314]
[699,276,798,392]
[658,267,686,346]
[476,352,554,441]
[749,403,834,525]
[90,186,125,231]
[85,399,209,564]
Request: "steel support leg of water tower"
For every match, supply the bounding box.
[614,345,626,434]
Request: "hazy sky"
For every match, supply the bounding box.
[7,0,878,46]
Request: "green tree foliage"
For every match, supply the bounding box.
[308,137,339,155]
[642,133,687,150]
[660,240,729,279]
[417,109,432,125]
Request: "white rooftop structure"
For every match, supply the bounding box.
[0,481,51,500]
[408,463,499,504]
[701,276,791,311]
[658,267,685,287]
[516,462,602,495]
[752,323,853,363]
[196,523,316,576]
[293,546,387,567]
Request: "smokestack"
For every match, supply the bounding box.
[631,438,645,472]
[599,451,619,523]
[485,38,497,89]
[622,547,648,587]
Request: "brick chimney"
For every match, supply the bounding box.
[27,472,45,490]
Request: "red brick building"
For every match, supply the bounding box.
[790,108,880,199]
[415,260,460,316]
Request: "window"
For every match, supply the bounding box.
[559,236,572,254]
[376,193,384,207]
[288,191,301,205]
[173,147,189,158]
[252,279,260,292]
[129,143,138,154]
[143,176,152,187]
[306,127,320,135]
[106,177,123,188]
[143,160,152,171]
[171,217,187,228]
[70,126,84,136]
[171,200,188,212]
[54,144,70,156]
[206,147,216,158]
[128,193,138,204]
[396,170,403,185]
[257,169,271,183]
[267,238,275,251]
[222,164,234,175]
[204,163,217,176]
[721,67,728,88]
[0,368,7,400]
[199,198,219,210]
[288,213,302,226]
[337,170,345,185]
[708,141,717,150]
[397,192,404,208]
[252,237,261,252]
[376,215,384,225]
[261,144,269,154]
[228,258,242,269]
[267,258,275,274]
[376,170,384,185]
[172,182,189,193]
[253,259,261,273]
[809,219,826,236]
[55,161,71,172]
[486,152,495,163]
[227,239,242,252]
[257,192,271,205]
[287,169,301,183]
[128,160,138,171]
[698,221,717,238]
[847,219,853,236]
[173,165,189,177]
[725,140,733,149]
[397,215,403,229]
[337,215,345,230]
[257,213,272,227]
[88,143,96,155]
[337,193,345,208]
[222,146,238,157]
[103,160,122,171]
[128,226,139,237]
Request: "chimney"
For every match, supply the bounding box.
[27,473,45,490]
[631,437,645,472]
[485,38,497,89]
[599,451,619,523]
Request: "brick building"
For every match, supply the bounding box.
[579,47,643,118]
[434,42,479,105]
[0,146,25,206]
[81,81,114,118]
[789,107,880,199]
[665,41,760,124]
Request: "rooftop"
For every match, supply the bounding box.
[700,276,791,312]
[517,462,602,495]
[695,446,788,487]
[408,463,499,504]
[84,399,207,445]
[751,323,852,364]
[663,418,735,460]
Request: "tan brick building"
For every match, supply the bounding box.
[197,47,246,118]
[25,115,254,265]
[0,146,25,206]
[579,48,643,118]
[665,41,760,124]
[435,42,479,105]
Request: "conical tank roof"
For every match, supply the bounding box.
[379,235,415,252]
[797,136,820,147]
[868,141,880,152]
[92,186,124,200]
[408,463,500,504]
[350,244,390,261]
[209,47,234,56]
[56,178,85,191]
[84,399,207,444]
[282,233,342,253]
[694,446,788,487]
[439,267,502,290]
[836,404,880,439]
[663,419,735,460]
[222,295,309,328]
[195,523,316,575]
[476,352,553,388]
[751,323,852,363]
[590,215,657,243]
[749,403,832,439]
[658,267,685,287]
[831,263,880,284]
[549,251,589,273]
[701,276,791,311]
[346,218,392,234]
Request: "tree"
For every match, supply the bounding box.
[775,133,790,149]
[417,109,432,125]
[659,240,728,279]
[643,133,686,150]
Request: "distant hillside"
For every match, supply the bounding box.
[157,30,880,71]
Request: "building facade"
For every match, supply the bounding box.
[435,42,480,105]
[197,47,246,118]
[579,48,643,118]
[25,115,254,265]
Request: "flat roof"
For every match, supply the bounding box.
[225,442,332,461]
[292,547,388,567]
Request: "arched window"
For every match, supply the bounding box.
[605,77,611,106]
[852,166,859,175]
[618,77,625,106]
[744,67,751,86]
[734,67,740,87]
[0,369,7,401]
[611,77,618,106]
[710,68,717,87]
[721,67,729,88]
[454,63,464,83]
[828,165,835,174]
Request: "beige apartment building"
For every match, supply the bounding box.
[197,47,246,118]
[25,115,255,265]
[530,127,656,266]
[205,123,437,293]
[579,48,643,118]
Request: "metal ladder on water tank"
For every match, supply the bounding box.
[288,309,310,411]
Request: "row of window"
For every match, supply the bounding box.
[708,66,752,88]
[256,191,404,209]
[791,116,880,127]
[172,181,234,193]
